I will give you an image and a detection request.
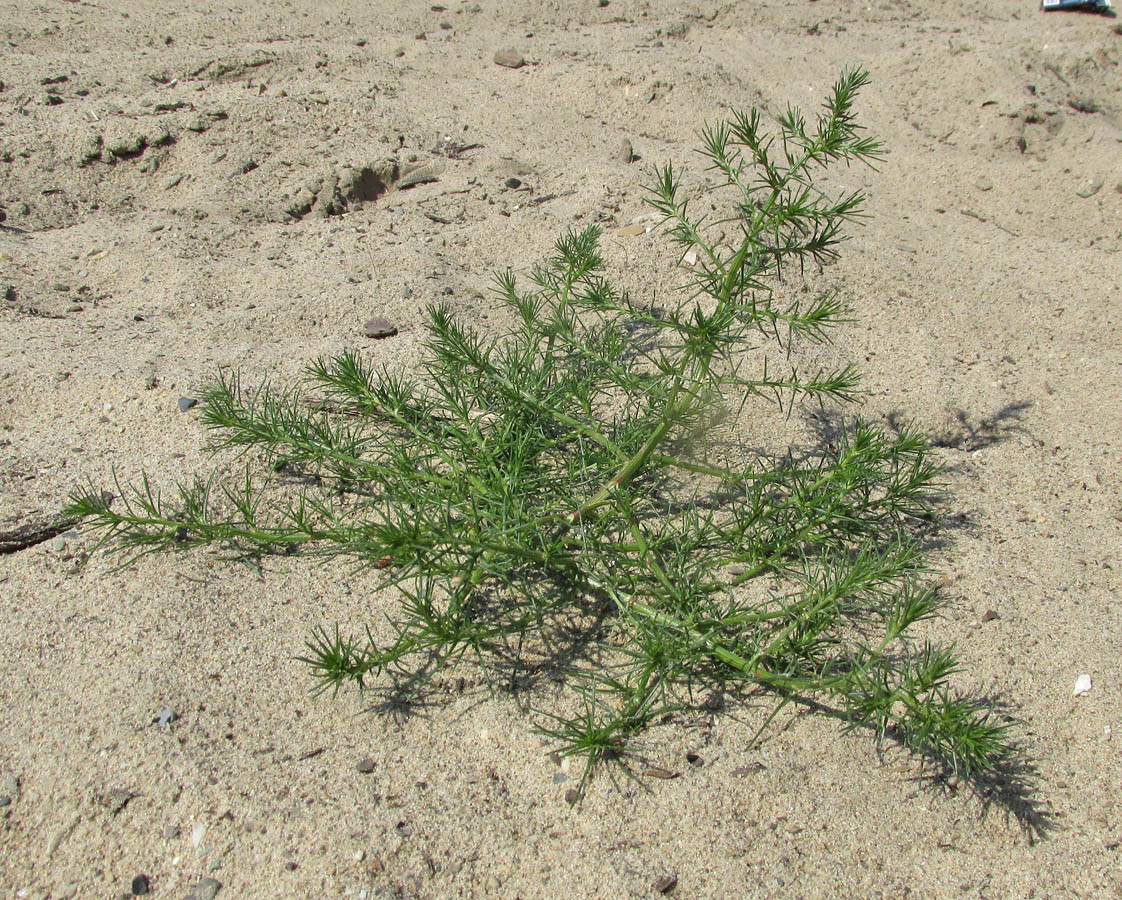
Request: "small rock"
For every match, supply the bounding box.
[146,121,173,148]
[974,175,993,192]
[484,875,501,892]
[154,709,179,726]
[1076,177,1104,199]
[178,397,199,412]
[1073,673,1092,697]
[552,771,567,783]
[286,188,316,219]
[616,138,634,163]
[102,788,136,814]
[654,873,678,893]
[355,758,376,774]
[0,796,10,808]
[164,824,181,840]
[131,874,150,895]
[105,128,147,158]
[504,177,522,189]
[55,884,79,900]
[229,158,258,178]
[194,878,222,900]
[362,317,398,339]
[685,751,703,767]
[77,131,104,164]
[493,49,525,69]
[563,788,579,804]
[980,609,999,623]
[642,766,679,779]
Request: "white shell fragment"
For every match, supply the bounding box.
[1073,674,1092,697]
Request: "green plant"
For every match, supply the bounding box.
[70,69,1012,791]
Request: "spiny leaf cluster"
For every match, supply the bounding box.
[69,70,1013,794]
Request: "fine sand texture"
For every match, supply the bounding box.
[2,1,1121,897]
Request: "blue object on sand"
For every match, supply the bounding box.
[1041,0,1113,11]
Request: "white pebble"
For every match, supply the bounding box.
[1073,673,1092,697]
[353,849,365,862]
[191,822,206,847]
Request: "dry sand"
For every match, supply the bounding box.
[2,1,1121,897]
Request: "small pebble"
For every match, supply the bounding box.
[355,758,376,774]
[493,49,525,69]
[974,175,993,191]
[0,796,10,808]
[178,397,199,412]
[195,878,222,900]
[164,824,180,840]
[131,874,150,896]
[4,774,19,796]
[1076,177,1104,199]
[504,177,522,189]
[362,317,398,339]
[229,158,258,178]
[104,788,135,814]
[1073,673,1093,697]
[980,609,999,623]
[616,138,634,163]
[654,873,678,893]
[552,771,567,784]
[563,788,579,804]
[154,709,178,726]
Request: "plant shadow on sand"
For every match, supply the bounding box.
[798,406,1054,838]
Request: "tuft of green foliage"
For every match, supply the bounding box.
[70,70,1013,793]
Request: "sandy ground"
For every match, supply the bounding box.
[2,1,1121,897]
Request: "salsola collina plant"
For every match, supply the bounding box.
[70,69,1012,790]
